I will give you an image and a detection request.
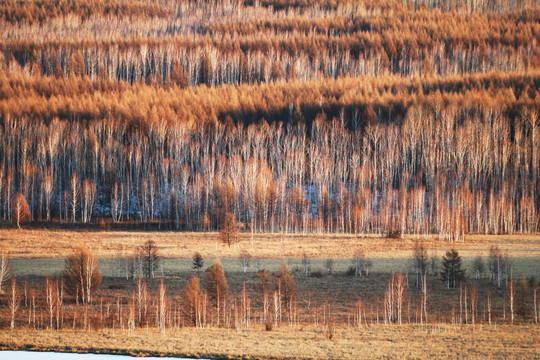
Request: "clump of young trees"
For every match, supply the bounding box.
[63,246,102,304]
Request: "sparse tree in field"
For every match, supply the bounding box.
[301,252,310,277]
[488,245,503,287]
[140,240,159,279]
[136,275,149,327]
[0,248,14,293]
[486,289,493,325]
[192,252,204,275]
[273,290,279,328]
[205,260,228,325]
[29,289,36,329]
[430,251,438,276]
[182,275,202,327]
[508,277,516,324]
[470,286,478,326]
[256,268,274,299]
[384,272,408,325]
[517,276,529,319]
[441,249,466,289]
[157,279,167,334]
[11,192,31,228]
[220,211,239,247]
[422,274,428,323]
[45,276,56,329]
[325,258,334,275]
[277,260,296,313]
[256,268,274,323]
[9,278,19,329]
[240,250,251,273]
[531,279,538,324]
[412,241,428,288]
[473,256,485,279]
[127,301,135,335]
[353,249,365,277]
[63,247,102,304]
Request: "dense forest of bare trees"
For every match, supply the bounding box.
[0,0,539,238]
[1,0,538,86]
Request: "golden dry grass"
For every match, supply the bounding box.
[2,229,539,259]
[0,324,538,359]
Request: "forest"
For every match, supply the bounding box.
[0,0,539,239]
[0,0,539,358]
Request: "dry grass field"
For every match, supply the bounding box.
[0,325,538,359]
[2,228,540,259]
[1,229,539,359]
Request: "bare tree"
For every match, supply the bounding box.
[157,279,167,334]
[488,246,503,287]
[63,247,102,304]
[301,252,310,277]
[353,249,365,277]
[508,277,516,324]
[413,241,428,289]
[110,182,124,223]
[11,192,31,228]
[81,178,97,223]
[240,250,251,273]
[66,172,80,223]
[9,278,19,329]
[140,240,160,279]
[532,280,538,324]
[220,211,239,247]
[325,258,334,275]
[45,276,56,329]
[473,256,484,279]
[277,260,296,317]
[44,171,54,221]
[0,248,14,293]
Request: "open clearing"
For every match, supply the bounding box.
[2,228,540,260]
[0,325,538,359]
[3,229,539,277]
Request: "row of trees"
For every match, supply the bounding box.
[0,246,538,331]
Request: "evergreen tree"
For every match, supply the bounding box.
[441,249,465,288]
[192,252,204,275]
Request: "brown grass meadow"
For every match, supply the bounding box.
[2,228,540,259]
[0,325,538,359]
[0,229,539,359]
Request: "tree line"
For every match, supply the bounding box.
[0,245,538,331]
